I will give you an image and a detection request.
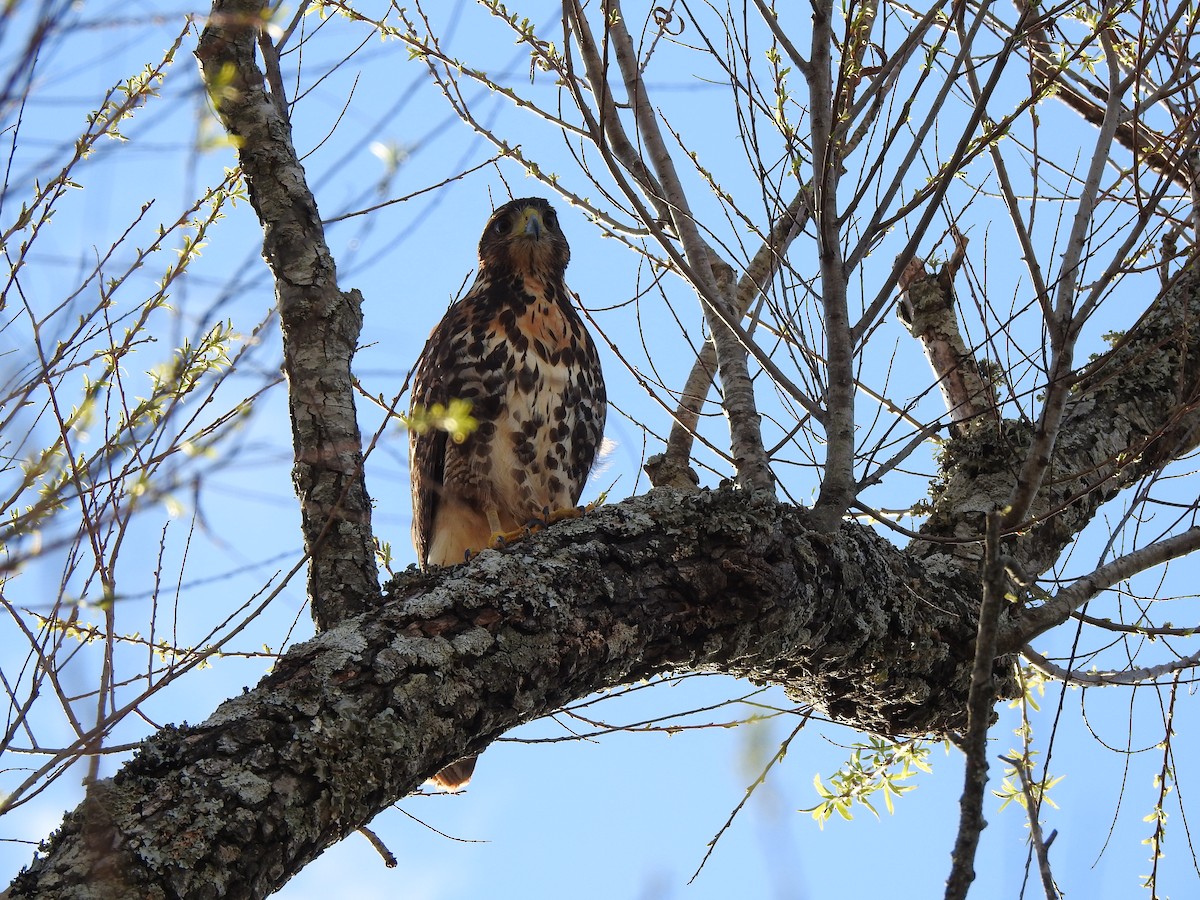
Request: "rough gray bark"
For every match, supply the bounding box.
[196,0,380,629]
[7,487,996,900]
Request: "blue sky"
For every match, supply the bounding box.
[1,2,1197,897]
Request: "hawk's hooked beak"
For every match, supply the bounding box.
[519,207,544,240]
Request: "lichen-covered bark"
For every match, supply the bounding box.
[195,0,379,629]
[8,487,998,899]
[913,267,1200,585]
[896,235,997,434]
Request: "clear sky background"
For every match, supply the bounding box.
[2,2,1197,898]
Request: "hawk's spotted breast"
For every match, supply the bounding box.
[409,198,606,572]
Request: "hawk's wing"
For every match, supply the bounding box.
[409,299,465,568]
[409,280,510,567]
[409,428,446,569]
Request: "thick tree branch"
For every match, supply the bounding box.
[195,0,380,630]
[914,265,1200,578]
[9,487,1004,899]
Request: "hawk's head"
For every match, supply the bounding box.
[477,197,570,279]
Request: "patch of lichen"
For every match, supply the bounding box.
[923,418,1033,510]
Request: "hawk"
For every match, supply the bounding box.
[408,197,607,790]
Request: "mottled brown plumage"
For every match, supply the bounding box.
[408,197,607,789]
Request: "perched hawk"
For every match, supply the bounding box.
[408,197,607,789]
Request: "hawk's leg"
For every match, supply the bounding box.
[462,505,509,561]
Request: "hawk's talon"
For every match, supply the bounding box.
[489,521,537,549]
[479,503,596,553]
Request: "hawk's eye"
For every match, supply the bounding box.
[543,210,558,230]
[490,216,509,236]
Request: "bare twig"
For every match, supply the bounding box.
[563,1,825,438]
[688,717,808,883]
[356,825,398,868]
[1000,527,1200,652]
[1000,752,1060,900]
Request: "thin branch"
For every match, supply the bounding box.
[658,186,812,481]
[850,2,1026,343]
[1001,752,1061,900]
[750,0,813,79]
[945,511,1007,900]
[1000,527,1200,652]
[1002,26,1127,531]
[562,1,825,436]
[808,0,856,528]
[688,716,808,883]
[356,825,397,868]
[1017,0,1197,191]
[603,0,775,493]
[958,8,1051,319]
[1022,645,1200,687]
